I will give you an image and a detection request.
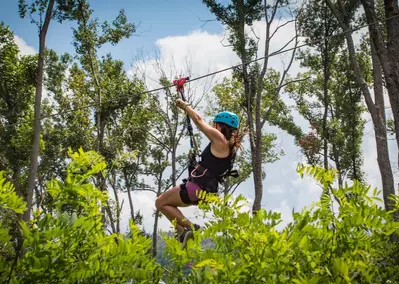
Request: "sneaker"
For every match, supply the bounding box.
[180,228,194,248]
[180,224,201,248]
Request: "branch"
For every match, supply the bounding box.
[198,17,218,27]
[132,188,158,195]
[148,131,171,152]
[164,165,189,189]
[154,104,170,127]
[28,11,40,28]
[229,181,243,196]
[261,21,300,128]
[269,35,296,58]
[270,19,296,40]
[220,30,233,47]
[268,0,279,24]
[280,76,311,91]
[133,21,153,37]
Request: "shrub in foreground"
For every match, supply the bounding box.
[161,165,399,283]
[0,148,163,283]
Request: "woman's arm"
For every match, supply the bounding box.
[176,99,225,145]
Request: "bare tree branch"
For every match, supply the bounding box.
[132,21,153,37]
[229,181,243,196]
[132,187,158,195]
[165,165,189,189]
[268,0,279,24]
[269,35,297,58]
[270,19,296,40]
[148,131,171,151]
[261,21,300,129]
[198,17,218,27]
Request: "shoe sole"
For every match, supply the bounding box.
[181,230,194,249]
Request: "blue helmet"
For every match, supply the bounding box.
[213,111,240,129]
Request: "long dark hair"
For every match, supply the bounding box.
[214,122,246,153]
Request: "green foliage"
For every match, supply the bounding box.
[287,48,366,182]
[161,165,399,283]
[202,0,263,59]
[0,173,26,214]
[0,149,163,283]
[0,171,27,281]
[0,22,36,194]
[387,119,395,135]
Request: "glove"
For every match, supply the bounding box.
[176,98,190,110]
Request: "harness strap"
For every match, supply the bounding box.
[190,161,239,182]
[190,164,207,178]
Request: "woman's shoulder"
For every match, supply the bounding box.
[209,140,230,159]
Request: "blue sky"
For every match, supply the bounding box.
[1,0,224,66]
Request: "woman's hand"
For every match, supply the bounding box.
[177,98,226,147]
[176,98,189,110]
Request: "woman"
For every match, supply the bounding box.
[155,98,245,247]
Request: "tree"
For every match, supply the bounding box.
[286,1,365,186]
[0,23,36,199]
[69,0,136,230]
[288,52,366,186]
[104,78,154,232]
[203,0,302,213]
[18,0,57,222]
[325,0,397,217]
[360,0,399,163]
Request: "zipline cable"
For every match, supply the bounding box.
[3,13,399,130]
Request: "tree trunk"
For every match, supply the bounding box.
[171,147,177,187]
[152,174,163,259]
[111,174,121,233]
[349,81,360,181]
[251,135,263,213]
[370,40,396,214]
[152,209,160,258]
[12,166,22,199]
[127,185,135,220]
[382,0,399,169]
[322,3,330,171]
[361,0,399,163]
[24,0,55,222]
[236,0,262,213]
[125,171,135,221]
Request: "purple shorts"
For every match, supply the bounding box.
[179,180,206,205]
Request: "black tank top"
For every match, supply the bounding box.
[199,143,233,176]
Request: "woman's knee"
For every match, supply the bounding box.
[155,195,163,211]
[155,185,183,210]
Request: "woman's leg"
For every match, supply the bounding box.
[155,185,193,232]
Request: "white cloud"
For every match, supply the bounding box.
[14,35,36,56]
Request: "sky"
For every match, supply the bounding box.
[2,0,398,234]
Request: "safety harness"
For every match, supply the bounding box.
[173,77,239,193]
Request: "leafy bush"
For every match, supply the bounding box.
[0,148,163,283]
[2,150,399,283]
[0,171,26,281]
[161,165,399,283]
